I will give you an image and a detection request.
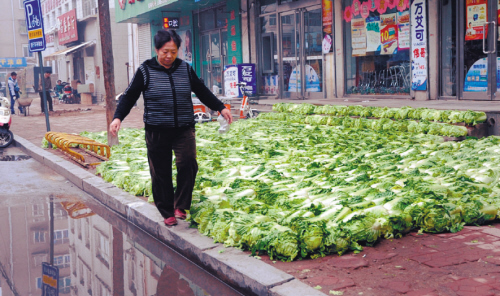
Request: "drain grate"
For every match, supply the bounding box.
[0,155,32,161]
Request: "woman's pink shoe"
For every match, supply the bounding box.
[174,209,187,220]
[164,217,178,226]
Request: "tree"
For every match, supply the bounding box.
[98,0,119,146]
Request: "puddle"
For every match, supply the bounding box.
[0,155,32,161]
[0,195,243,296]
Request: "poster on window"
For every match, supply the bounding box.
[397,11,410,49]
[465,0,487,41]
[411,0,427,91]
[365,16,381,52]
[352,18,367,56]
[322,0,333,53]
[177,30,193,65]
[463,58,500,91]
[380,13,398,55]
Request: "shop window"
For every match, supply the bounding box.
[260,0,277,14]
[343,0,411,95]
[440,0,457,97]
[262,33,275,73]
[259,16,278,95]
[215,6,227,28]
[23,44,34,58]
[200,9,215,31]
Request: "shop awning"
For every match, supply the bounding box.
[43,40,96,61]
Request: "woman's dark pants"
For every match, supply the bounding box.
[146,127,198,219]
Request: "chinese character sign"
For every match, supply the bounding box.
[411,0,427,91]
[224,66,239,97]
[42,262,59,296]
[238,64,256,96]
[58,9,78,45]
[24,0,46,52]
[0,58,27,68]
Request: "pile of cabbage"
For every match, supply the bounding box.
[83,114,500,262]
[259,112,469,137]
[273,103,487,125]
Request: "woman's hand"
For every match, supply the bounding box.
[110,118,122,136]
[221,108,233,124]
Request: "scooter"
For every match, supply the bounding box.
[0,97,14,148]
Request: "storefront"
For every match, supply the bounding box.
[440,0,500,100]
[258,0,325,100]
[342,0,411,97]
[115,0,243,95]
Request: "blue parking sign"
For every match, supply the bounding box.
[24,0,46,52]
[42,262,59,296]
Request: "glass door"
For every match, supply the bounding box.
[461,0,498,100]
[304,7,323,99]
[280,10,302,99]
[200,30,227,96]
[279,5,323,100]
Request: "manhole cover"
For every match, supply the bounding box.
[0,155,32,161]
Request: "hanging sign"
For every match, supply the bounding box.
[58,9,78,45]
[24,0,46,52]
[465,0,487,41]
[352,18,367,56]
[366,16,381,52]
[380,13,398,55]
[411,0,427,91]
[322,0,333,53]
[397,11,410,49]
[42,262,59,296]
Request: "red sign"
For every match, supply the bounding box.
[231,25,236,36]
[231,41,237,51]
[232,56,237,64]
[58,9,78,45]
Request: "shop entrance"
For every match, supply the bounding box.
[442,0,500,100]
[200,29,227,96]
[279,5,323,100]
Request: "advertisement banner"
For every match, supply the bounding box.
[58,9,78,45]
[352,18,367,56]
[380,13,398,55]
[463,58,500,91]
[465,0,487,41]
[411,0,428,91]
[365,16,381,52]
[322,0,333,53]
[224,65,238,97]
[397,11,410,49]
[0,57,27,68]
[238,64,256,97]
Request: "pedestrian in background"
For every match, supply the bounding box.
[109,29,232,226]
[7,72,22,115]
[37,70,53,113]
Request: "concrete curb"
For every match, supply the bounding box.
[14,136,326,296]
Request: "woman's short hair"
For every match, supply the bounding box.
[154,29,182,50]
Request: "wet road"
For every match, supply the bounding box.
[0,144,242,296]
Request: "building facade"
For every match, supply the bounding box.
[0,0,34,90]
[41,0,130,100]
[116,0,500,102]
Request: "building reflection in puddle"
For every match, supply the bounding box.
[0,195,241,296]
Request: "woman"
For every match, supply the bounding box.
[110,29,232,226]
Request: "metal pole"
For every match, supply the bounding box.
[38,51,50,132]
[49,195,54,265]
